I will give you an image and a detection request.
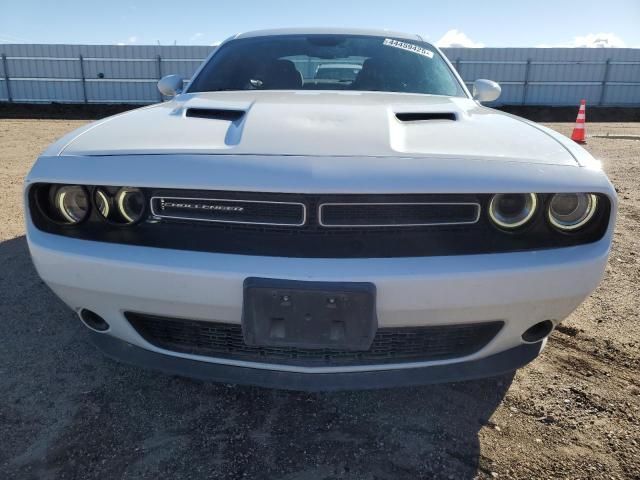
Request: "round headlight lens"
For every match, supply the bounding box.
[489,193,537,229]
[54,185,89,224]
[95,188,111,219]
[548,193,598,231]
[115,187,145,224]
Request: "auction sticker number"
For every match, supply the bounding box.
[383,38,434,59]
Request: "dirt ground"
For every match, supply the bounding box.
[0,118,638,479]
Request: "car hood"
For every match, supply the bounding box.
[57,91,577,165]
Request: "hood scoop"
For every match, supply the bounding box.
[186,108,246,121]
[395,112,457,122]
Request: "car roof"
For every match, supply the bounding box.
[234,28,425,42]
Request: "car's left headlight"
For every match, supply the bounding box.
[115,187,146,224]
[53,185,90,224]
[548,193,599,231]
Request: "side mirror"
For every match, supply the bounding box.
[157,74,184,97]
[472,79,501,103]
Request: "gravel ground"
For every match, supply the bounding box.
[0,119,638,479]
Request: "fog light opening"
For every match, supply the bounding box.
[522,320,554,343]
[79,309,110,332]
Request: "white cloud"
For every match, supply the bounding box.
[537,32,627,48]
[190,32,204,42]
[116,36,138,46]
[436,29,484,48]
[0,33,31,43]
[574,32,626,48]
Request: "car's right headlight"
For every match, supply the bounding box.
[547,193,598,231]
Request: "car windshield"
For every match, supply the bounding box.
[188,34,466,97]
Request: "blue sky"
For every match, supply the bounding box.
[1,0,639,47]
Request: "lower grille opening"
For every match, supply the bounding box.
[126,312,503,367]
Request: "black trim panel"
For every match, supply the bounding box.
[395,112,457,122]
[29,186,611,258]
[88,331,544,391]
[185,108,245,121]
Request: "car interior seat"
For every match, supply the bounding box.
[262,59,303,90]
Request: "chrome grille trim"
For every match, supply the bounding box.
[318,202,482,228]
[150,196,307,227]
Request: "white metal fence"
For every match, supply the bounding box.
[1,44,639,106]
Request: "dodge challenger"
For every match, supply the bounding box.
[24,28,616,390]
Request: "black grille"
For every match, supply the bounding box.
[319,202,479,227]
[126,312,503,367]
[150,196,305,226]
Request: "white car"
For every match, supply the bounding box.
[25,28,616,390]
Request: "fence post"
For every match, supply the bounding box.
[2,54,11,102]
[78,55,88,103]
[156,54,163,101]
[522,59,531,105]
[599,59,611,106]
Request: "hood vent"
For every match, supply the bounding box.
[186,108,245,121]
[396,112,457,122]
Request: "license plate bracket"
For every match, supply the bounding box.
[242,278,377,351]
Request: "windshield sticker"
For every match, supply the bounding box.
[383,38,434,59]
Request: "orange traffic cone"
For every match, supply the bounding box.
[571,99,587,144]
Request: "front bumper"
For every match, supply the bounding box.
[91,331,544,391]
[27,220,611,383]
